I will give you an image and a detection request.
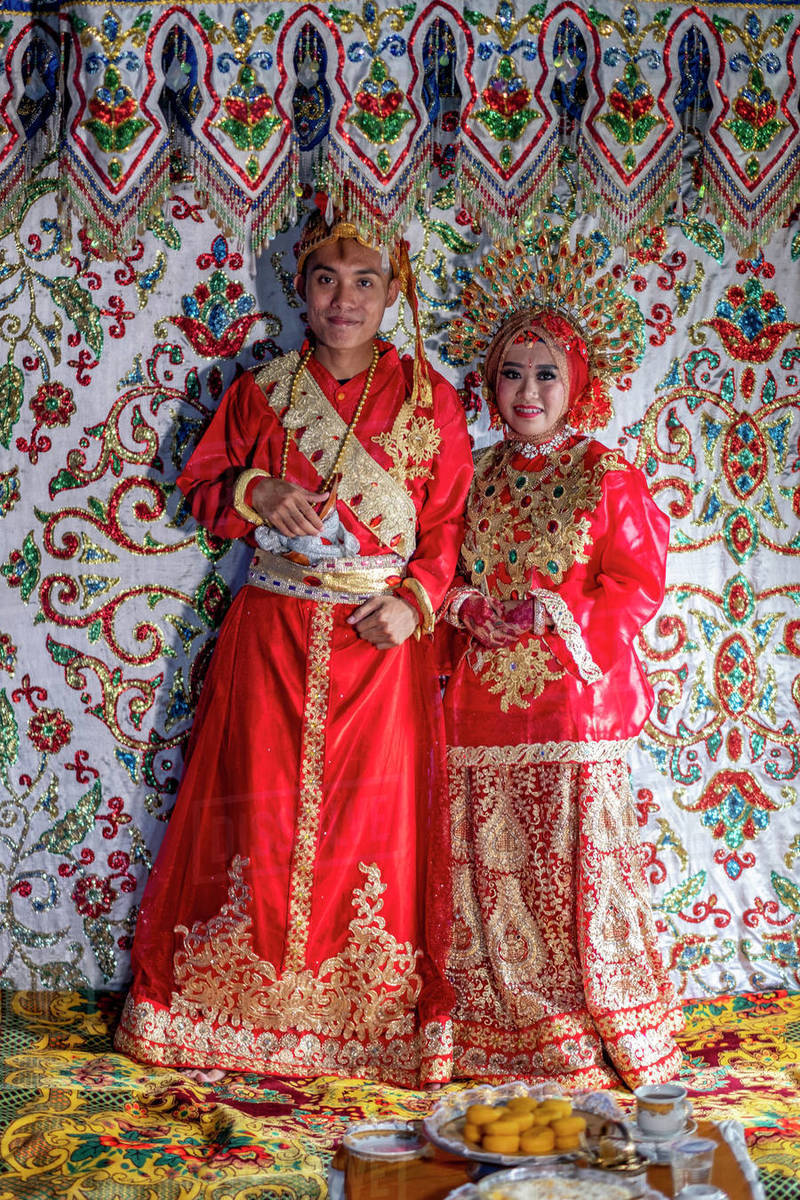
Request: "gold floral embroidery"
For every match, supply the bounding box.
[462,441,628,595]
[446,755,683,1085]
[171,856,422,1041]
[284,602,334,970]
[372,406,442,485]
[469,637,564,712]
[254,354,418,557]
[115,995,436,1085]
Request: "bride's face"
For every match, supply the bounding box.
[495,336,568,438]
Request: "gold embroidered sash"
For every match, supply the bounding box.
[254,353,418,558]
[248,547,407,605]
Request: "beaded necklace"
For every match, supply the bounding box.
[280,344,380,489]
[504,427,588,492]
[505,422,573,461]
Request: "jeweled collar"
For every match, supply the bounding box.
[504,423,575,459]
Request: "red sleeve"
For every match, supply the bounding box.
[402,368,474,612]
[544,464,669,677]
[176,371,279,541]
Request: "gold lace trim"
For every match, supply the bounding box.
[254,354,417,557]
[284,602,334,970]
[447,739,634,766]
[172,856,422,1041]
[532,590,602,684]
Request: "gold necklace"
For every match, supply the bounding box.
[280,344,380,488]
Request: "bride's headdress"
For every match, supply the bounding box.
[445,220,645,429]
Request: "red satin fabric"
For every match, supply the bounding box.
[116,344,473,1086]
[176,342,473,611]
[446,438,671,747]
[441,435,684,1088]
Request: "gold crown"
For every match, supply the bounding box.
[296,201,400,276]
[445,220,645,397]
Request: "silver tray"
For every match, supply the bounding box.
[423,1082,620,1168]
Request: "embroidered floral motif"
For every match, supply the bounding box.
[27,706,72,753]
[170,235,279,358]
[447,756,683,1085]
[83,64,149,164]
[473,55,540,145]
[699,275,799,363]
[599,61,662,173]
[470,637,564,713]
[350,58,412,151]
[171,855,422,1041]
[372,412,442,485]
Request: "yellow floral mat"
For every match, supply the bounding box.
[1,989,798,1198]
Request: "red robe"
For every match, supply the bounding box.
[442,435,684,1088]
[115,343,473,1086]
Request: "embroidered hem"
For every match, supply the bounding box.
[447,738,635,767]
[451,995,685,1089]
[115,997,452,1088]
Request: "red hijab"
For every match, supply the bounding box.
[482,308,611,430]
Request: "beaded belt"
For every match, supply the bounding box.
[247,548,408,605]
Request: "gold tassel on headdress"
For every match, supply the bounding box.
[395,239,432,411]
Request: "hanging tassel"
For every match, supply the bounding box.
[396,239,433,411]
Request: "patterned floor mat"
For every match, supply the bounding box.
[0,989,798,1198]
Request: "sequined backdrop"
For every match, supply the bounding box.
[1,1,799,999]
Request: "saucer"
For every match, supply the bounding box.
[629,1118,697,1161]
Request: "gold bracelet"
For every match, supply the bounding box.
[233,468,271,525]
[400,577,435,636]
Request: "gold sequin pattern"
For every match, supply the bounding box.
[462,440,627,595]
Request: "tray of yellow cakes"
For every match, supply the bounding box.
[423,1084,615,1167]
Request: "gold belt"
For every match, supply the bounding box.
[247,548,407,605]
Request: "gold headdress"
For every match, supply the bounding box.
[296,193,401,276]
[445,220,645,428]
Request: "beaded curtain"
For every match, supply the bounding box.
[1,0,799,1001]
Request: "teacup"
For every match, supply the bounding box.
[634,1083,692,1137]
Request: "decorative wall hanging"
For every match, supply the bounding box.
[0,0,799,1012]
[0,2,798,254]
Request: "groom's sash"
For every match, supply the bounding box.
[254,353,418,559]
